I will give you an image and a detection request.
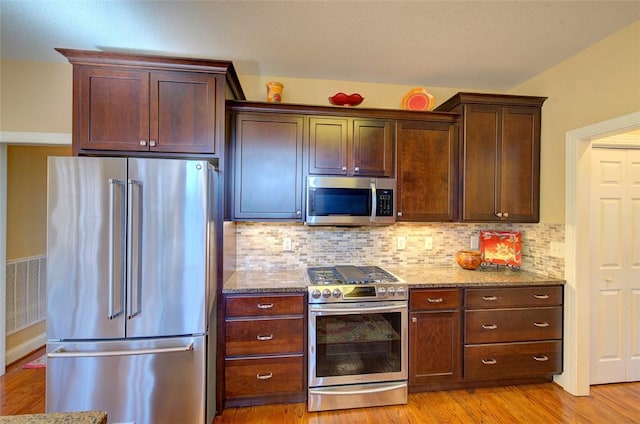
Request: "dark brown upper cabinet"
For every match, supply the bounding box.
[396,119,457,222]
[230,112,304,221]
[436,93,546,223]
[57,48,244,156]
[308,117,394,177]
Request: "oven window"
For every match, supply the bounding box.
[311,188,371,216]
[315,312,402,377]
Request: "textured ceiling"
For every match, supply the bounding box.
[1,0,640,90]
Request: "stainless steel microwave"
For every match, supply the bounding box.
[306,176,396,226]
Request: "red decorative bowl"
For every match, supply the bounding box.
[329,92,364,107]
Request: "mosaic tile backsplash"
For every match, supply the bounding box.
[235,222,565,279]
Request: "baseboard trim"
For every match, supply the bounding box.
[6,332,46,365]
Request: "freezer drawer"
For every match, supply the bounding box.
[46,336,206,424]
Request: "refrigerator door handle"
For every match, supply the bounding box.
[127,179,143,320]
[108,178,126,320]
[47,342,194,358]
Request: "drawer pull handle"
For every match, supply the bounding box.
[427,297,444,303]
[257,303,274,309]
[533,322,550,327]
[256,334,274,341]
[481,359,497,365]
[534,294,550,300]
[256,372,273,380]
[482,324,498,330]
[533,355,549,362]
[482,296,498,301]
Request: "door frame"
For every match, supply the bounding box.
[0,131,71,374]
[559,112,640,396]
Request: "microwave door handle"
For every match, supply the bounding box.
[370,182,377,222]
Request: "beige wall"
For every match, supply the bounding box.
[511,20,640,224]
[0,59,72,133]
[7,145,71,260]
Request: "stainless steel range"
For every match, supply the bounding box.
[307,265,408,412]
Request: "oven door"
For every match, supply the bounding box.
[308,301,408,388]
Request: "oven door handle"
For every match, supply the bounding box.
[309,382,406,396]
[309,303,406,314]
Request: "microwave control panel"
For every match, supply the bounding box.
[376,189,394,217]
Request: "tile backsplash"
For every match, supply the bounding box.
[235,222,565,279]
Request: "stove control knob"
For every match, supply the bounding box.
[377,287,386,297]
[311,289,322,299]
[322,289,332,298]
[396,287,407,298]
[332,288,342,298]
[387,287,396,296]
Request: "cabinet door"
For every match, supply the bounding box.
[150,71,217,154]
[308,117,349,175]
[352,119,394,176]
[409,310,460,385]
[460,104,501,221]
[500,106,541,222]
[397,120,456,221]
[233,113,304,220]
[77,67,149,151]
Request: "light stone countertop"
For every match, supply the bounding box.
[222,266,564,294]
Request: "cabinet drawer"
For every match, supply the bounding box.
[464,340,562,380]
[226,317,304,356]
[465,286,563,309]
[226,294,304,317]
[410,289,460,310]
[465,307,562,344]
[225,355,304,398]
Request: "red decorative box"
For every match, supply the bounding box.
[479,230,522,268]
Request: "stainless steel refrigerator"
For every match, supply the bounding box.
[45,157,217,424]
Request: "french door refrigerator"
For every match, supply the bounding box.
[45,157,217,424]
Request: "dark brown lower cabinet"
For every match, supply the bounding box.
[463,285,564,384]
[409,289,461,391]
[409,285,563,393]
[224,293,306,407]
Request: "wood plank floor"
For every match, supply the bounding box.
[2,348,639,423]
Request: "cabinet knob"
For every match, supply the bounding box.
[411,317,417,323]
[503,212,509,218]
[341,166,347,172]
[296,210,302,216]
[354,166,360,173]
[427,297,444,303]
[149,140,157,147]
[139,140,147,146]
[533,355,549,362]
[397,212,403,217]
[481,358,497,365]
[482,324,498,330]
[256,372,273,380]
[496,212,503,218]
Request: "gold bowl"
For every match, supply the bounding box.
[456,250,482,270]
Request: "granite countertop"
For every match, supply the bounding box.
[223,266,564,293]
[0,411,107,424]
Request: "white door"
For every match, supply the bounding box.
[590,148,640,384]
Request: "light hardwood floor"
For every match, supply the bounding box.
[2,348,639,423]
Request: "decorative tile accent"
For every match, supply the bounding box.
[235,223,565,278]
[5,255,47,334]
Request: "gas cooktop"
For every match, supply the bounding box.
[307,265,399,285]
[307,265,407,303]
